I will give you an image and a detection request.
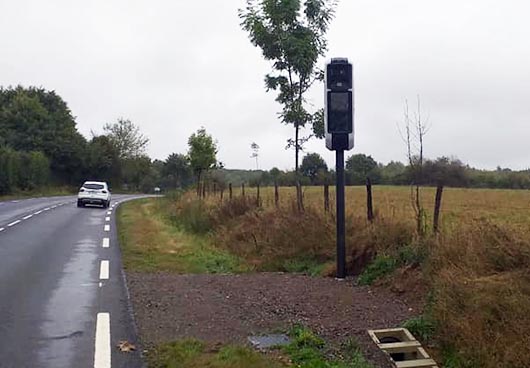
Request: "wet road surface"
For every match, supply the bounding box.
[0,195,144,368]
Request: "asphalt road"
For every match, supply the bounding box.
[0,195,145,368]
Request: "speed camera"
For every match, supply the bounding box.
[324,58,354,151]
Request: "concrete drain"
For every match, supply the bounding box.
[368,328,438,368]
[248,334,291,350]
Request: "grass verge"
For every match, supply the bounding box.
[147,326,373,368]
[117,198,246,273]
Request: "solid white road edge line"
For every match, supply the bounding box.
[94,312,111,368]
[102,238,110,248]
[99,260,109,280]
[104,225,110,232]
[7,220,21,227]
[22,214,33,220]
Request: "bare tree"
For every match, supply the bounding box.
[250,142,260,170]
[400,96,429,236]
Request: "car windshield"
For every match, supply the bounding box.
[83,183,104,190]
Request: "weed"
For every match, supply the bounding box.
[402,314,436,342]
[357,255,398,285]
[284,326,374,368]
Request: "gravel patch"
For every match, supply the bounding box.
[127,272,416,367]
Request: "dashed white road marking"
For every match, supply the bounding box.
[94,312,111,368]
[104,224,110,232]
[44,207,50,211]
[106,211,111,215]
[22,214,33,220]
[7,220,21,227]
[105,217,110,222]
[102,238,110,248]
[34,210,43,215]
[0,228,4,232]
[99,260,109,280]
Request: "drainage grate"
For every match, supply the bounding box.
[367,328,438,368]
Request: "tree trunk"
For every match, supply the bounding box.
[196,171,202,197]
[242,183,245,197]
[229,183,233,200]
[256,184,261,207]
[296,181,304,212]
[295,124,300,172]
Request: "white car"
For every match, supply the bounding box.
[77,181,111,208]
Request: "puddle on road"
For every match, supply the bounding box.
[37,237,98,368]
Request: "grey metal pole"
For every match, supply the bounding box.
[336,149,346,279]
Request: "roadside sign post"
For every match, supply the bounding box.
[324,58,354,279]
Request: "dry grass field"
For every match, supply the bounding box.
[232,185,530,227]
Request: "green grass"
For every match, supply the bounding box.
[147,327,374,368]
[357,255,398,285]
[147,339,284,368]
[117,198,246,273]
[402,315,436,342]
[283,326,374,368]
[0,186,75,201]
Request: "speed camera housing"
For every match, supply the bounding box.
[324,58,354,150]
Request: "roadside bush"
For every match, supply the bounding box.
[168,196,213,234]
[429,221,530,368]
[0,147,50,194]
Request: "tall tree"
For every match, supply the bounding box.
[300,152,328,184]
[346,153,380,185]
[0,86,87,183]
[187,128,218,194]
[163,153,193,189]
[239,0,337,172]
[250,142,260,169]
[103,118,149,159]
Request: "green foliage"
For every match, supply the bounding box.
[300,152,329,184]
[103,118,149,159]
[357,255,398,286]
[239,0,337,170]
[163,153,193,189]
[284,326,374,368]
[188,127,218,182]
[169,199,213,235]
[0,86,87,183]
[148,339,283,368]
[0,147,51,194]
[402,315,436,342]
[346,154,380,185]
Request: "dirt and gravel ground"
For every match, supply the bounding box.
[127,272,416,367]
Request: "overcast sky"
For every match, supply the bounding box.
[1,0,529,170]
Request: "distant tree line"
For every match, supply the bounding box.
[0,86,220,195]
[207,153,530,190]
[2,86,529,196]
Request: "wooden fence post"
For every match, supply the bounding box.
[324,184,330,212]
[366,177,374,222]
[229,183,233,200]
[433,184,444,233]
[274,182,279,208]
